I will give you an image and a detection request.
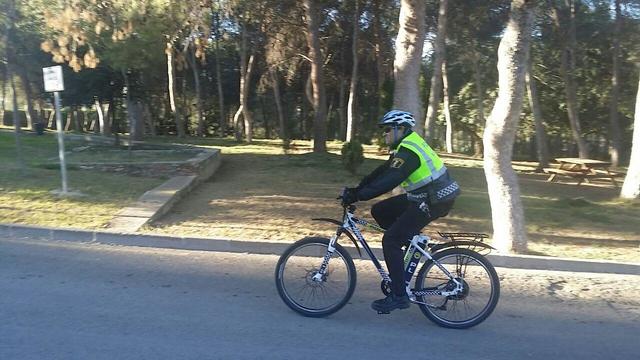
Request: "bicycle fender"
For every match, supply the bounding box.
[311,218,342,226]
[430,240,496,253]
[311,218,362,257]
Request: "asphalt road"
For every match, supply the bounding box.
[1,237,638,360]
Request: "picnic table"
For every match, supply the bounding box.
[543,158,625,187]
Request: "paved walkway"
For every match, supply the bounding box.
[1,223,638,275]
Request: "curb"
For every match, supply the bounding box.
[1,223,638,276]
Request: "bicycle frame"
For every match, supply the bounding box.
[312,206,462,300]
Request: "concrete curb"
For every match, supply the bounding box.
[107,147,222,232]
[1,223,638,276]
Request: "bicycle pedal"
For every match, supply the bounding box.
[377,310,391,315]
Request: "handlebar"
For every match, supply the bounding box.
[337,187,357,214]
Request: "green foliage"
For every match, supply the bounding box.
[341,140,364,174]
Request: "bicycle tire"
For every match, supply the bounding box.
[415,248,500,329]
[275,237,357,317]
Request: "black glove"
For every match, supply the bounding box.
[340,187,359,206]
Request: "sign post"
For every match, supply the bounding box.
[43,66,68,194]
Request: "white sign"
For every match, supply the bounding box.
[43,66,65,92]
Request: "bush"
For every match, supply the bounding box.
[341,141,364,174]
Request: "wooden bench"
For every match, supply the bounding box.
[589,169,626,187]
[543,168,593,184]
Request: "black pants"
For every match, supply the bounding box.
[371,194,454,296]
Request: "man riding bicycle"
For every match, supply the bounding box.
[341,110,460,313]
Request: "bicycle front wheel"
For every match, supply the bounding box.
[415,248,500,329]
[275,237,356,317]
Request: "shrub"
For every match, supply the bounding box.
[341,141,364,174]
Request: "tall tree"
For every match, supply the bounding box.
[303,0,327,153]
[232,22,256,142]
[442,59,453,153]
[620,71,640,199]
[393,0,426,132]
[346,0,360,142]
[526,55,550,169]
[608,0,624,167]
[212,4,226,137]
[483,0,535,253]
[551,0,589,158]
[424,0,448,140]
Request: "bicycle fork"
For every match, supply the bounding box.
[312,234,338,282]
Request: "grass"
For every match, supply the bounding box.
[0,130,165,228]
[143,138,640,263]
[2,130,638,262]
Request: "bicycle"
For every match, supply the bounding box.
[274,200,500,329]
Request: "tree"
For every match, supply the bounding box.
[424,0,448,141]
[483,0,535,253]
[302,0,327,153]
[442,59,453,153]
[526,53,550,169]
[608,0,624,167]
[393,0,426,132]
[346,0,360,142]
[232,21,256,142]
[551,0,589,158]
[620,70,640,199]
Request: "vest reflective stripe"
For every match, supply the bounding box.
[396,132,447,191]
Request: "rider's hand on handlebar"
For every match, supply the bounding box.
[339,187,359,207]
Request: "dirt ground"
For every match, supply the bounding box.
[145,142,639,263]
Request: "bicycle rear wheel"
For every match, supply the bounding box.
[275,237,356,317]
[415,248,500,329]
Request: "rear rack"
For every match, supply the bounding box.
[437,232,489,242]
[431,232,493,255]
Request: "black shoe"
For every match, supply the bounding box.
[371,294,411,313]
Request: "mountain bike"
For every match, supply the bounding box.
[274,202,500,329]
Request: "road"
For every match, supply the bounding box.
[1,237,638,360]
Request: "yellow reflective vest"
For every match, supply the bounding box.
[395,132,447,192]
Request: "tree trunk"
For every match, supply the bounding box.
[620,73,640,199]
[394,0,427,134]
[0,68,6,127]
[553,2,589,158]
[608,0,623,167]
[346,0,359,142]
[232,106,243,141]
[338,77,347,140]
[65,108,74,131]
[424,0,448,140]
[472,49,485,156]
[237,26,255,142]
[188,45,205,137]
[242,53,255,142]
[95,99,104,135]
[17,66,38,130]
[372,0,385,120]
[442,59,453,153]
[10,66,25,171]
[213,3,226,137]
[483,0,534,254]
[270,69,287,142]
[303,0,328,153]
[526,58,550,169]
[166,41,184,138]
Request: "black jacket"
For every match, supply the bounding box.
[355,132,421,201]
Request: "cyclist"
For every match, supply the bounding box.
[341,110,460,313]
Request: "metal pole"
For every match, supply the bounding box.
[53,91,68,194]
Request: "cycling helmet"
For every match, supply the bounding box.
[378,110,416,128]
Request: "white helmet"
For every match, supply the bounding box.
[379,110,416,128]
